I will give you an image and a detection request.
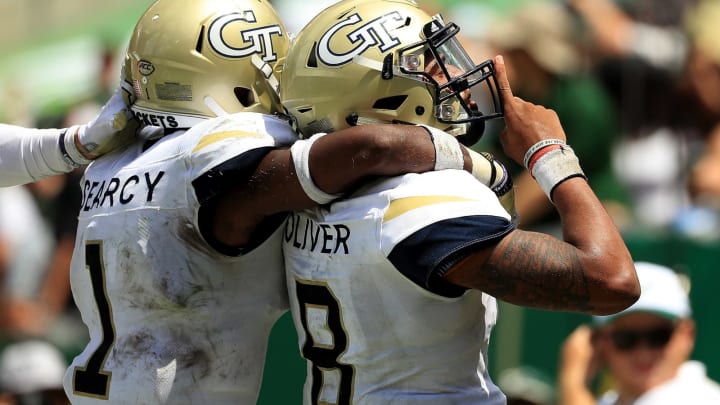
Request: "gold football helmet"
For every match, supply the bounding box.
[125,0,289,131]
[280,0,503,145]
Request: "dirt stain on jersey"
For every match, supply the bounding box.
[111,328,212,381]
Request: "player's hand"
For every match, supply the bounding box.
[74,83,136,159]
[494,55,567,167]
[73,72,163,160]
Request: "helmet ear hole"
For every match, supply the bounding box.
[372,95,408,111]
[306,42,319,68]
[455,120,485,146]
[235,87,256,107]
[195,27,206,53]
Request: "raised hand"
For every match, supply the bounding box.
[493,55,567,167]
[70,69,163,162]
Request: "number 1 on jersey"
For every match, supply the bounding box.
[73,241,114,399]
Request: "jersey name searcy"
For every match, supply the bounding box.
[81,171,166,212]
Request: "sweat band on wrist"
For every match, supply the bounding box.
[531,145,587,202]
[290,133,342,205]
[416,124,464,171]
[523,139,566,169]
[59,125,90,167]
[527,144,563,173]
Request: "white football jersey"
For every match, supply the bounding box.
[64,113,296,404]
[284,170,514,405]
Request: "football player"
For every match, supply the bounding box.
[62,0,509,403]
[280,0,640,403]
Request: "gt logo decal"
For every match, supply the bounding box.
[138,60,155,76]
[207,11,283,62]
[317,12,405,66]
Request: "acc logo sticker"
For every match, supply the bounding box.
[317,11,404,66]
[207,11,283,62]
[138,60,155,76]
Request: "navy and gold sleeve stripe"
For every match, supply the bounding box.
[388,215,515,298]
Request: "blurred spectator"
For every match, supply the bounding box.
[569,0,703,229]
[0,185,56,338]
[568,0,691,73]
[22,44,125,356]
[0,45,116,365]
[681,0,720,123]
[0,340,69,405]
[568,0,697,134]
[0,176,86,377]
[480,0,629,231]
[22,172,87,354]
[558,261,720,405]
[680,0,720,236]
[687,125,720,209]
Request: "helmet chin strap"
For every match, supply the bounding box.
[202,54,282,117]
[204,96,230,117]
[252,54,281,99]
[452,102,488,146]
[454,119,485,146]
[353,55,384,72]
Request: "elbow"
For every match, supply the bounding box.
[590,261,641,316]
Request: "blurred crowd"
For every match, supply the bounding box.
[2,0,720,403]
[430,0,720,239]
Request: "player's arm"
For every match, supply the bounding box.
[303,124,479,193]
[211,123,506,247]
[0,75,160,187]
[268,123,510,208]
[0,125,75,186]
[0,84,130,186]
[442,55,639,316]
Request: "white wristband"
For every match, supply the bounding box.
[531,145,586,201]
[59,125,91,167]
[417,124,464,171]
[290,133,342,205]
[523,139,566,169]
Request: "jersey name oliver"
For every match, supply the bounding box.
[284,212,351,254]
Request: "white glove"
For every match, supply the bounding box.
[78,83,136,156]
[61,77,163,166]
